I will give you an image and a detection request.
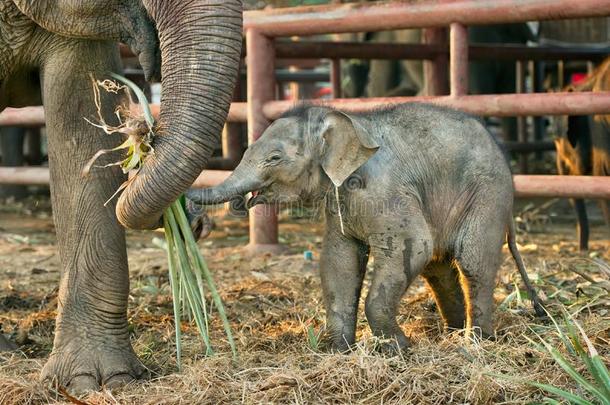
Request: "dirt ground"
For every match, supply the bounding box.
[0,196,608,404]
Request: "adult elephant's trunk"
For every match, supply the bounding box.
[116,0,243,229]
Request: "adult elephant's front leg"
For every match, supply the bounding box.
[40,38,146,394]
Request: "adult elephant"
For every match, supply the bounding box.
[0,0,242,394]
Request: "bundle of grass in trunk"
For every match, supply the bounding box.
[84,73,236,369]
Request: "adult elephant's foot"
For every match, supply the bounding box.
[41,336,147,395]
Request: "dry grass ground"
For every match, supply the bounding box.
[0,197,608,404]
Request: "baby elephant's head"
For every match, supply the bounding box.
[187,106,379,210]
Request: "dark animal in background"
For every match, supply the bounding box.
[468,24,535,142]
[553,59,610,251]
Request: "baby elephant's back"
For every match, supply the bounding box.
[373,104,514,252]
[379,104,513,192]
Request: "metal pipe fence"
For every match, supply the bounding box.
[2,0,610,250]
[240,0,610,250]
[2,167,608,200]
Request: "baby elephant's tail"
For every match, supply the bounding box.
[507,220,547,318]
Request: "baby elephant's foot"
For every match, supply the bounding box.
[324,330,356,353]
[365,305,410,354]
[372,331,411,355]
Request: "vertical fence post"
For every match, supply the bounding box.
[450,23,469,96]
[532,60,545,160]
[330,59,342,98]
[423,28,449,96]
[516,60,528,173]
[246,29,280,253]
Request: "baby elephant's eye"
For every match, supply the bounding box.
[266,154,282,164]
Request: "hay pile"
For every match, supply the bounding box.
[0,203,609,404]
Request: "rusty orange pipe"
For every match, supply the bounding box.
[263,92,610,120]
[243,0,610,37]
[0,102,248,126]
[2,168,609,200]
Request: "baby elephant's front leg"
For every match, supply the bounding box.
[366,235,431,352]
[320,228,368,352]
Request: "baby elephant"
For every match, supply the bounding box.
[188,104,543,351]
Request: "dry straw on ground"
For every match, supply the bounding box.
[0,200,609,404]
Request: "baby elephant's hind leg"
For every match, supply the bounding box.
[422,261,466,330]
[454,221,504,339]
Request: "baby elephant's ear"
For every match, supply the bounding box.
[320,110,379,187]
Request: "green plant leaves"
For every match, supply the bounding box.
[489,309,610,405]
[87,73,235,369]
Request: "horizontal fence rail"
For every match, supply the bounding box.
[274,41,610,61]
[0,104,249,126]
[0,167,232,189]
[243,0,610,37]
[2,167,609,200]
[262,92,610,120]
[123,41,610,63]
[513,176,610,199]
[3,92,608,127]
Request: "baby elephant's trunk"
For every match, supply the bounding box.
[507,220,546,318]
[187,165,263,206]
[185,167,263,241]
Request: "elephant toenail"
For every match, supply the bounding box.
[104,373,135,389]
[67,374,100,396]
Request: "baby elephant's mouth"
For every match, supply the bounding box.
[246,189,267,209]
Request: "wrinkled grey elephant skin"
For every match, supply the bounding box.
[0,0,242,395]
[189,104,544,352]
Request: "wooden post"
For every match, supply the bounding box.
[423,28,449,96]
[246,29,280,254]
[450,23,469,96]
